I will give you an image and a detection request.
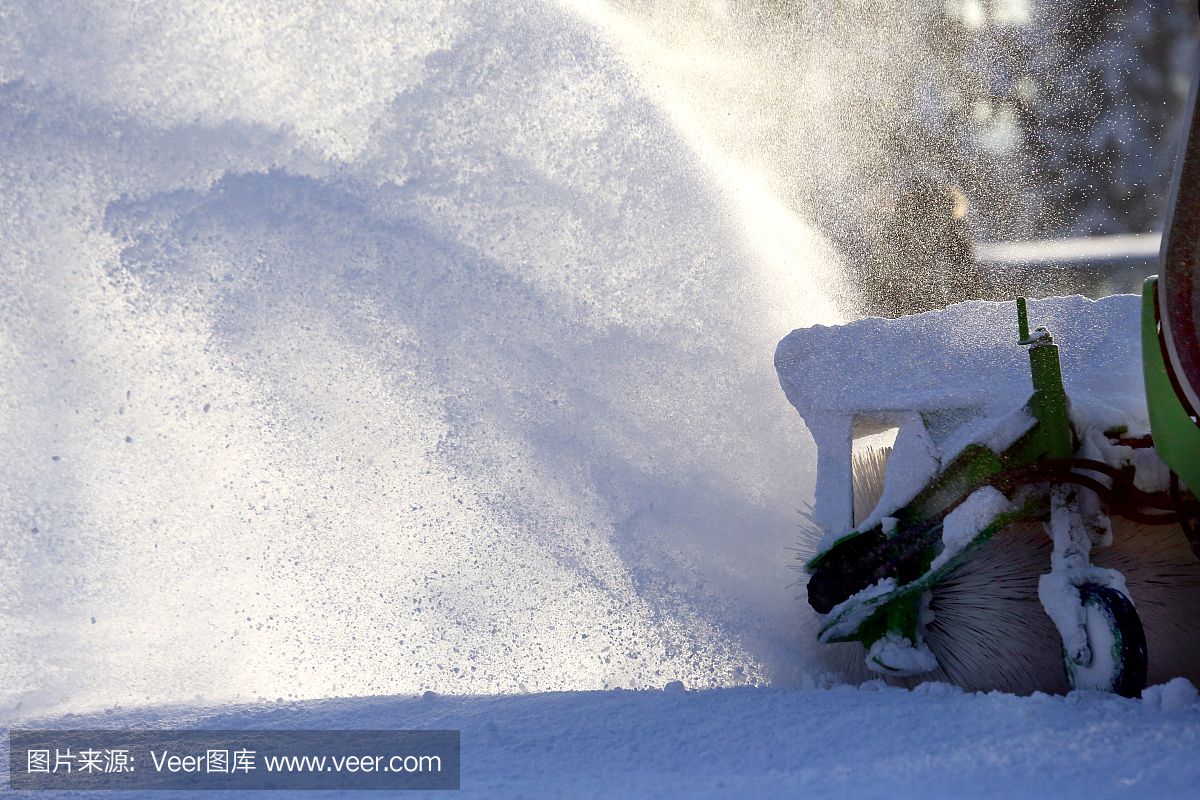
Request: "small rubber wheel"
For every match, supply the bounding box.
[1064,584,1148,698]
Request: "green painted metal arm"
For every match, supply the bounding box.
[1142,277,1200,495]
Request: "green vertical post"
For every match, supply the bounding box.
[1018,298,1073,460]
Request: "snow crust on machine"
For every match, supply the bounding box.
[929,486,1016,573]
[775,295,1144,423]
[849,418,940,537]
[818,577,900,642]
[937,405,1038,467]
[776,294,1148,547]
[866,631,939,676]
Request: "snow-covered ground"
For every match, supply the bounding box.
[6,682,1200,798]
[3,2,1200,798]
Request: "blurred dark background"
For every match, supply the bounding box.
[607,1,1197,316]
[706,0,1200,316]
[851,0,1199,315]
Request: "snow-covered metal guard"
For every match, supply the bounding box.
[776,295,1200,696]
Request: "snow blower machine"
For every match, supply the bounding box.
[775,39,1200,700]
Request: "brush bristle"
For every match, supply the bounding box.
[853,445,892,526]
[1092,521,1200,687]
[800,447,1200,694]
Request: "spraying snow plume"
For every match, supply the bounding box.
[0,0,843,717]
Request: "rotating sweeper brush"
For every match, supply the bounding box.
[775,27,1200,700]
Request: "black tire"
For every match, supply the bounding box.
[1064,584,1148,698]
